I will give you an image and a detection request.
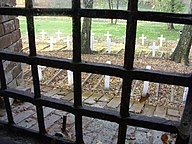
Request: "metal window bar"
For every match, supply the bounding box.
[0,0,191,143]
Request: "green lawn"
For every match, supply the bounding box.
[19,16,183,40]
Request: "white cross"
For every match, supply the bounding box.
[105,61,111,90]
[67,58,73,85]
[158,35,166,47]
[56,30,62,40]
[40,30,47,40]
[183,87,189,101]
[122,35,126,44]
[104,31,112,42]
[142,65,151,97]
[47,36,55,50]
[91,32,95,51]
[66,36,72,49]
[107,37,112,53]
[149,42,159,57]
[37,65,46,81]
[139,34,146,46]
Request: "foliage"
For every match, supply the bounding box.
[152,0,185,13]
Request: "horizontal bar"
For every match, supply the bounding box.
[138,11,192,25]
[0,88,34,103]
[132,68,191,87]
[0,121,75,144]
[0,8,73,16]
[0,8,192,24]
[0,52,191,86]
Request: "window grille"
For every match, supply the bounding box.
[0,0,192,143]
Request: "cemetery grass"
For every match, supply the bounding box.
[19,17,183,40]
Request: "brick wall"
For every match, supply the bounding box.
[0,0,23,91]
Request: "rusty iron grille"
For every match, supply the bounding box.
[0,0,192,143]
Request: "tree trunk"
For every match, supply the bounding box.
[167,23,175,29]
[170,0,192,65]
[170,25,192,65]
[81,0,93,54]
[108,0,114,24]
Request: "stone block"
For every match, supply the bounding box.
[0,15,10,23]
[14,18,20,29]
[4,61,16,73]
[11,29,21,43]
[7,78,17,88]
[12,64,22,79]
[5,70,13,84]
[16,72,23,86]
[3,20,15,34]
[0,33,12,48]
[0,24,4,36]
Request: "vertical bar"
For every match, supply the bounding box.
[72,0,83,143]
[176,82,192,143]
[0,60,14,124]
[25,0,46,134]
[118,0,138,144]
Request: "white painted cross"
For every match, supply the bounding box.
[67,58,73,85]
[66,36,71,49]
[47,36,55,50]
[122,35,126,44]
[183,87,189,101]
[158,35,166,47]
[149,42,159,57]
[104,31,112,42]
[139,34,146,46]
[56,30,62,40]
[40,30,47,40]
[37,65,46,81]
[104,32,112,53]
[91,32,95,51]
[142,65,151,97]
[104,61,111,90]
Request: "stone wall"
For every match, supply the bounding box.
[0,0,23,90]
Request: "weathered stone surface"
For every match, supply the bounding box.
[11,29,21,43]
[0,24,4,36]
[5,70,13,84]
[129,101,145,114]
[7,79,17,88]
[154,106,167,118]
[12,64,22,79]
[84,93,102,105]
[44,89,61,97]
[167,108,180,117]
[62,92,74,101]
[18,118,37,128]
[41,86,52,92]
[142,104,156,116]
[82,92,92,100]
[14,110,35,123]
[44,114,61,129]
[14,18,20,29]
[107,97,121,108]
[99,95,112,102]
[0,33,12,48]
[3,20,15,34]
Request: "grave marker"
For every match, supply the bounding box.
[40,30,47,40]
[91,32,95,51]
[142,66,151,97]
[47,36,55,50]
[122,35,126,44]
[38,65,46,81]
[66,36,71,49]
[104,31,112,53]
[183,87,189,101]
[105,61,111,90]
[56,30,62,40]
[149,42,159,57]
[158,35,166,47]
[139,34,146,46]
[67,58,73,85]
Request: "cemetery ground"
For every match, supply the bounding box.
[1,32,192,143]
